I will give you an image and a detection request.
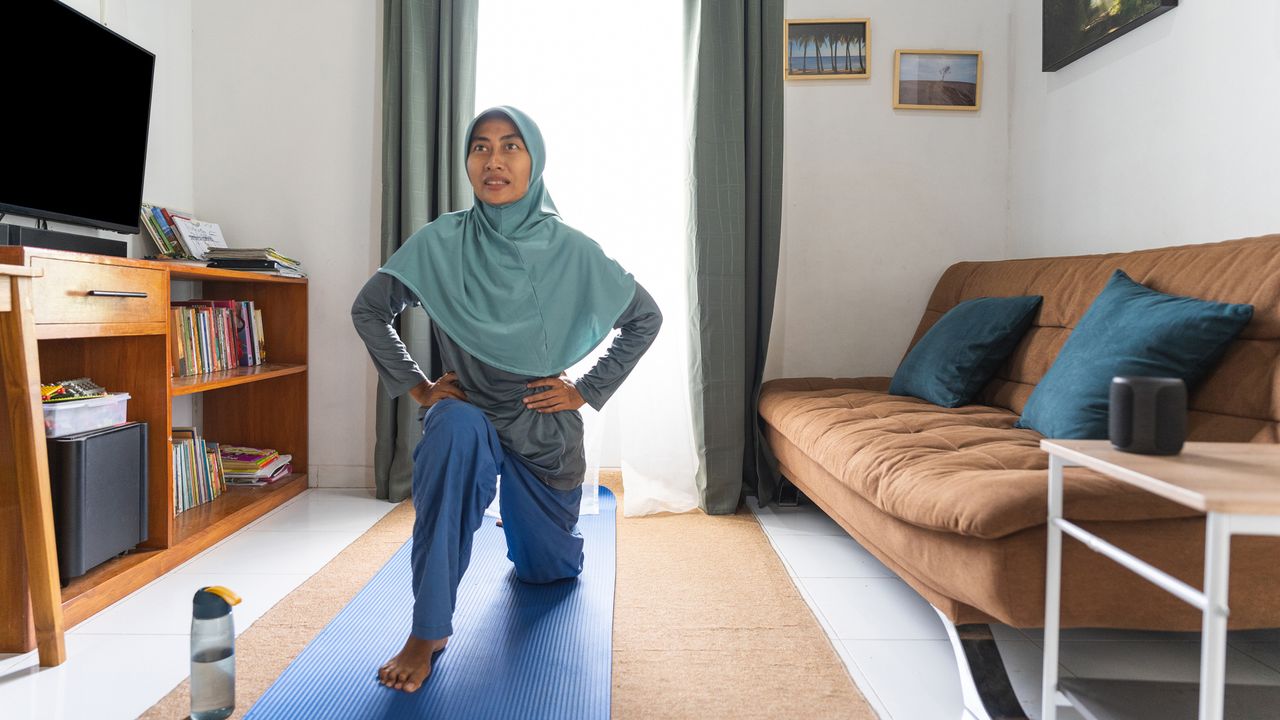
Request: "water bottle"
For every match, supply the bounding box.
[191,585,241,720]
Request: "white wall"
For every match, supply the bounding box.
[191,0,382,488]
[36,1,196,425]
[769,0,1014,381]
[12,0,194,258]
[76,2,1272,482]
[1009,0,1280,258]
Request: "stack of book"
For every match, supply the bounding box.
[140,203,229,260]
[172,427,226,514]
[170,299,266,377]
[220,445,293,486]
[204,248,305,278]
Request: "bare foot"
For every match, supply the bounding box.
[378,635,449,692]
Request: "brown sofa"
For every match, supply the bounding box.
[760,234,1280,631]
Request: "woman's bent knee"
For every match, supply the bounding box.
[413,399,500,479]
[421,399,488,438]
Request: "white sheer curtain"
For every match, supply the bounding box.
[477,0,698,516]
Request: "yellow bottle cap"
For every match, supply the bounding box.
[203,585,242,606]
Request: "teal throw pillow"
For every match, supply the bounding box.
[890,295,1043,408]
[1016,270,1253,439]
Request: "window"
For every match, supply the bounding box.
[477,1,698,513]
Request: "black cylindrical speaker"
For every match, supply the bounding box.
[1109,376,1187,455]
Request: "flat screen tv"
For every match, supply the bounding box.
[1,0,156,235]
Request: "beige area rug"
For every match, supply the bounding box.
[143,474,875,719]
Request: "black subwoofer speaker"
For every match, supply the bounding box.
[47,421,149,582]
[1109,376,1186,455]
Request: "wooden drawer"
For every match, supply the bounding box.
[31,257,167,326]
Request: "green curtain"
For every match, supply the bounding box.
[375,0,478,502]
[685,0,784,515]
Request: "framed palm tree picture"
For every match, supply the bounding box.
[893,50,983,111]
[785,18,870,80]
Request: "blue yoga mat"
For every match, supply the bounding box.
[245,487,616,720]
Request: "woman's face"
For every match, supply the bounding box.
[466,115,532,206]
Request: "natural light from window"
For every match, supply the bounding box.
[476,0,698,515]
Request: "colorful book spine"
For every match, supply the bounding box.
[140,207,172,256]
[185,308,200,375]
[235,301,253,367]
[172,431,229,515]
[253,308,266,363]
[159,207,192,258]
[170,300,268,377]
[150,207,183,258]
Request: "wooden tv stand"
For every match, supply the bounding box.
[0,246,309,655]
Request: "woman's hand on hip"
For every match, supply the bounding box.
[409,372,468,408]
[524,374,585,413]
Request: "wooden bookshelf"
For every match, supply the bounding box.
[171,362,307,395]
[0,247,309,654]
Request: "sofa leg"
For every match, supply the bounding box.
[935,610,1028,720]
[776,477,802,507]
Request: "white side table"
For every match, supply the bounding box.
[1040,439,1280,720]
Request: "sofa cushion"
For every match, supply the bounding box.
[1016,270,1253,439]
[905,235,1280,443]
[890,295,1042,408]
[758,377,1199,539]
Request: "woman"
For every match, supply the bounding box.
[351,106,661,693]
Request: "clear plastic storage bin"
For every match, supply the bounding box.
[42,393,131,438]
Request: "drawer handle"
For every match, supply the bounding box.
[87,290,149,298]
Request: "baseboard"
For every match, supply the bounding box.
[305,465,621,490]
[311,464,374,488]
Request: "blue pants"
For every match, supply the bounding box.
[408,399,584,639]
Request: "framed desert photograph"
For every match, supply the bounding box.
[785,18,870,80]
[1043,0,1177,71]
[893,50,982,111]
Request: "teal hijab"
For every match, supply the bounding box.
[378,106,637,378]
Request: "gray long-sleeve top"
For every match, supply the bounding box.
[351,272,662,490]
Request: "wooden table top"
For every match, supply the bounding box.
[1042,440,1280,515]
[0,264,42,277]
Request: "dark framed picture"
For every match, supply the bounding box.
[893,50,982,111]
[1043,0,1177,71]
[785,18,870,80]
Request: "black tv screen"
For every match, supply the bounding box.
[1,0,155,234]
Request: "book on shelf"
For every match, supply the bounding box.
[204,247,300,265]
[204,247,306,277]
[219,444,278,472]
[172,426,226,515]
[206,259,305,278]
[170,214,228,259]
[226,456,293,486]
[253,307,267,363]
[139,203,229,260]
[139,206,176,257]
[170,299,267,377]
[220,446,292,486]
[226,464,292,486]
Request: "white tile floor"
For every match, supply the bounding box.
[0,488,395,720]
[747,495,1280,720]
[6,487,1280,720]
